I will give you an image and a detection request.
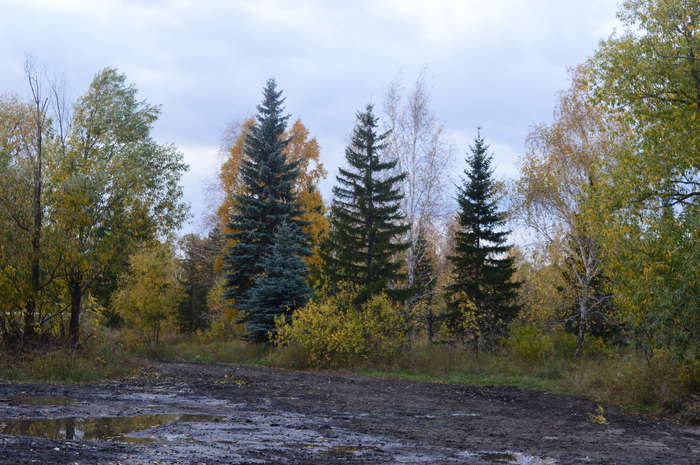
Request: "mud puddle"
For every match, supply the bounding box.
[466,451,557,464]
[0,413,225,443]
[0,361,696,464]
[4,395,73,406]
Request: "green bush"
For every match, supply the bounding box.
[502,322,554,362]
[550,329,577,358]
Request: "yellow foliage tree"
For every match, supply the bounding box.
[112,243,184,345]
[510,244,568,323]
[205,276,245,339]
[216,118,255,238]
[589,0,700,359]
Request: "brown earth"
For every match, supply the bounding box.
[0,361,697,464]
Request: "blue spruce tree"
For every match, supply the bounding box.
[242,222,311,339]
[223,79,310,341]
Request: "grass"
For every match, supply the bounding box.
[1,333,696,422]
[357,370,558,392]
[0,341,140,383]
[135,338,271,365]
[156,338,696,418]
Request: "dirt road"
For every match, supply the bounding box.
[0,361,697,464]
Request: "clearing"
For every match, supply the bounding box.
[0,361,697,464]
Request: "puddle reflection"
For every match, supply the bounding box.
[6,396,73,406]
[0,414,224,443]
[474,451,557,464]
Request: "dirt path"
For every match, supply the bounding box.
[0,361,697,464]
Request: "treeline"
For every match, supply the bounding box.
[0,64,187,347]
[0,0,697,375]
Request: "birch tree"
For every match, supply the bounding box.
[383,73,452,299]
[514,67,626,358]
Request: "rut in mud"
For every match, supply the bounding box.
[0,361,697,465]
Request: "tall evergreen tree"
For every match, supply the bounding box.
[323,104,408,300]
[223,79,310,339]
[448,132,520,349]
[242,222,311,339]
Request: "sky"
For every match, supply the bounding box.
[0,0,621,234]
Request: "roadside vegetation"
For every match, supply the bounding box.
[0,0,697,424]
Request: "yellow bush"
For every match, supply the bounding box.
[583,335,615,359]
[273,285,405,367]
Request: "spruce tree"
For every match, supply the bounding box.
[323,104,408,300]
[242,222,311,339]
[448,133,520,349]
[223,79,310,340]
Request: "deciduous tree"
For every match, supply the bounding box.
[590,0,700,358]
[383,73,452,295]
[514,67,623,357]
[53,68,188,345]
[177,227,223,333]
[113,243,184,345]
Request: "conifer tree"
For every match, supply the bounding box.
[323,105,408,300]
[448,133,519,349]
[242,222,311,340]
[223,79,310,339]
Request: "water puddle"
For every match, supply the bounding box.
[468,451,557,464]
[321,445,383,457]
[0,413,225,444]
[5,395,73,406]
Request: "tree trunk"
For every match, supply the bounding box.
[23,301,36,343]
[574,295,587,359]
[65,418,76,440]
[24,64,45,344]
[68,279,82,347]
[426,307,434,344]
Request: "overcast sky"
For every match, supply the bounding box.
[0,0,620,233]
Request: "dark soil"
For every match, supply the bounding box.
[0,361,697,464]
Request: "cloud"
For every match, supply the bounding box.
[0,0,621,233]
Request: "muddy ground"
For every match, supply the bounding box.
[0,361,697,465]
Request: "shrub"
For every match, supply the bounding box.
[502,322,554,362]
[550,328,577,358]
[583,335,615,359]
[273,285,405,367]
